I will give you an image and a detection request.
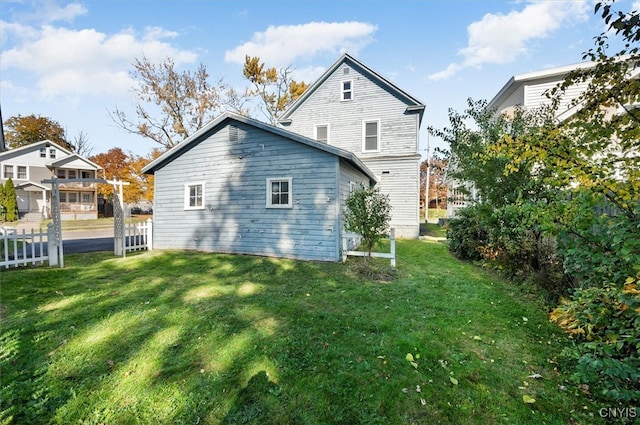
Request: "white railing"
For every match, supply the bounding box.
[342,228,396,268]
[1,226,52,268]
[125,218,153,253]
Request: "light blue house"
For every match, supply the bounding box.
[142,112,376,262]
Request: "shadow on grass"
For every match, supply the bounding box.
[0,243,599,425]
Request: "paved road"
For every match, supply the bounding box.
[7,224,116,254]
[63,229,114,254]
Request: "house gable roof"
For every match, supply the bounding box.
[48,153,102,171]
[279,53,425,124]
[142,112,377,183]
[0,139,73,160]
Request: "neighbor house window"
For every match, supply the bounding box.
[315,124,329,143]
[56,169,66,179]
[68,170,77,179]
[363,120,380,152]
[3,165,13,179]
[267,178,292,208]
[67,193,77,203]
[40,147,46,158]
[49,148,56,158]
[59,192,67,203]
[82,193,92,203]
[17,166,27,179]
[341,80,352,101]
[184,182,204,210]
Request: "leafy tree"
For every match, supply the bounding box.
[344,187,392,259]
[243,56,309,125]
[3,114,73,150]
[2,179,18,222]
[111,56,249,150]
[0,182,5,221]
[90,148,147,204]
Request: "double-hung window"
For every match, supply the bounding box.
[267,178,292,208]
[17,166,27,180]
[3,165,13,179]
[363,120,380,152]
[184,182,204,210]
[341,80,352,101]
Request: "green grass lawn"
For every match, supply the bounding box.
[0,241,602,424]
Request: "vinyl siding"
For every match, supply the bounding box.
[284,63,420,159]
[283,59,421,239]
[152,122,346,261]
[365,157,420,238]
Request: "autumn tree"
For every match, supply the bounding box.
[243,56,309,125]
[3,114,73,150]
[111,56,249,150]
[90,148,145,204]
[420,157,448,212]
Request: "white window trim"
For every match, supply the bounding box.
[341,80,353,101]
[362,119,381,152]
[314,123,330,144]
[2,164,14,180]
[184,182,205,210]
[16,165,28,180]
[266,177,293,209]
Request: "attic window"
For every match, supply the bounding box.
[40,147,46,158]
[343,67,350,75]
[341,80,352,101]
[49,148,56,159]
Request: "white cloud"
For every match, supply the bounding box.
[1,23,198,98]
[225,21,377,67]
[428,0,590,81]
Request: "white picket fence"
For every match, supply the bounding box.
[125,218,153,253]
[1,226,52,269]
[341,228,396,268]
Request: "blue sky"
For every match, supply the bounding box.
[1,0,636,159]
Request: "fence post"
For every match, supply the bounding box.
[341,235,347,263]
[47,223,58,267]
[390,228,396,268]
[146,218,153,250]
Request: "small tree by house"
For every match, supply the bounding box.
[2,179,19,222]
[344,187,392,259]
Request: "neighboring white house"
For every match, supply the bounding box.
[445,59,631,217]
[142,112,376,262]
[0,140,103,220]
[279,53,425,238]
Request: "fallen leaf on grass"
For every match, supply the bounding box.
[449,377,458,385]
[528,373,542,379]
[522,395,536,404]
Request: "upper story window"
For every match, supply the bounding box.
[315,124,329,143]
[267,178,292,208]
[341,80,352,101]
[17,166,27,180]
[3,165,13,179]
[68,170,77,179]
[40,147,47,158]
[363,120,380,152]
[49,148,56,159]
[184,182,204,210]
[56,169,66,179]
